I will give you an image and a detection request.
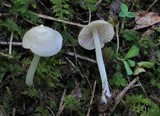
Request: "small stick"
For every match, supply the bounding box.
[12,108,16,116]
[95,0,102,6]
[0,51,13,59]
[9,32,14,54]
[35,13,85,27]
[66,57,93,93]
[46,106,55,116]
[0,41,22,46]
[110,77,139,114]
[145,0,157,13]
[56,88,67,116]
[66,52,96,63]
[86,80,97,116]
[149,95,160,105]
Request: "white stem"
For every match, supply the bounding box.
[9,32,14,55]
[25,54,40,87]
[92,28,111,103]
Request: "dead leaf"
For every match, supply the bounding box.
[133,11,160,30]
[133,67,146,75]
[71,85,82,99]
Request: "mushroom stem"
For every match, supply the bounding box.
[92,28,111,103]
[25,54,40,87]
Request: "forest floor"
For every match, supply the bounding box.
[0,0,160,116]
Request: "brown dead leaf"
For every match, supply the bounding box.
[71,85,82,99]
[133,11,160,30]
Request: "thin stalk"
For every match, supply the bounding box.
[25,54,40,87]
[9,32,14,54]
[115,21,123,62]
[115,21,119,55]
[121,17,125,31]
[92,28,111,103]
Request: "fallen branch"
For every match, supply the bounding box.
[56,88,67,116]
[110,77,139,114]
[66,51,96,63]
[86,80,97,116]
[0,41,22,46]
[35,13,85,27]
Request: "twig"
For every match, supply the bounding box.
[137,79,147,96]
[0,105,7,116]
[146,0,157,13]
[35,13,85,27]
[110,77,139,114]
[0,13,8,17]
[0,41,22,46]
[37,0,50,12]
[12,108,16,116]
[0,51,13,59]
[95,0,102,6]
[66,57,93,93]
[9,32,14,55]
[46,106,55,116]
[149,95,160,105]
[86,80,97,116]
[78,61,93,93]
[66,51,96,63]
[56,88,67,116]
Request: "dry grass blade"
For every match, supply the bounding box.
[110,77,139,114]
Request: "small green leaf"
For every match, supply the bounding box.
[121,3,128,13]
[127,12,135,18]
[127,59,135,67]
[138,61,155,68]
[119,11,127,17]
[125,46,139,59]
[123,60,133,75]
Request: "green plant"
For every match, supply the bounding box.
[62,31,77,44]
[36,57,64,88]
[2,91,12,114]
[51,0,72,20]
[64,95,80,112]
[110,72,127,87]
[22,88,39,99]
[123,45,139,75]
[122,29,139,42]
[11,0,40,23]
[116,45,139,75]
[119,3,135,30]
[0,0,41,38]
[79,0,97,12]
[125,94,160,116]
[36,106,50,116]
[0,18,24,37]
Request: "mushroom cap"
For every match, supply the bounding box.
[22,25,63,57]
[78,20,114,50]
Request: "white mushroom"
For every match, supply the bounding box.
[22,25,63,87]
[78,20,114,103]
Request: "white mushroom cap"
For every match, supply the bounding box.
[22,25,63,57]
[78,20,114,50]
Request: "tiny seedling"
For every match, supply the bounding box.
[119,3,135,30]
[123,45,139,75]
[117,45,155,76]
